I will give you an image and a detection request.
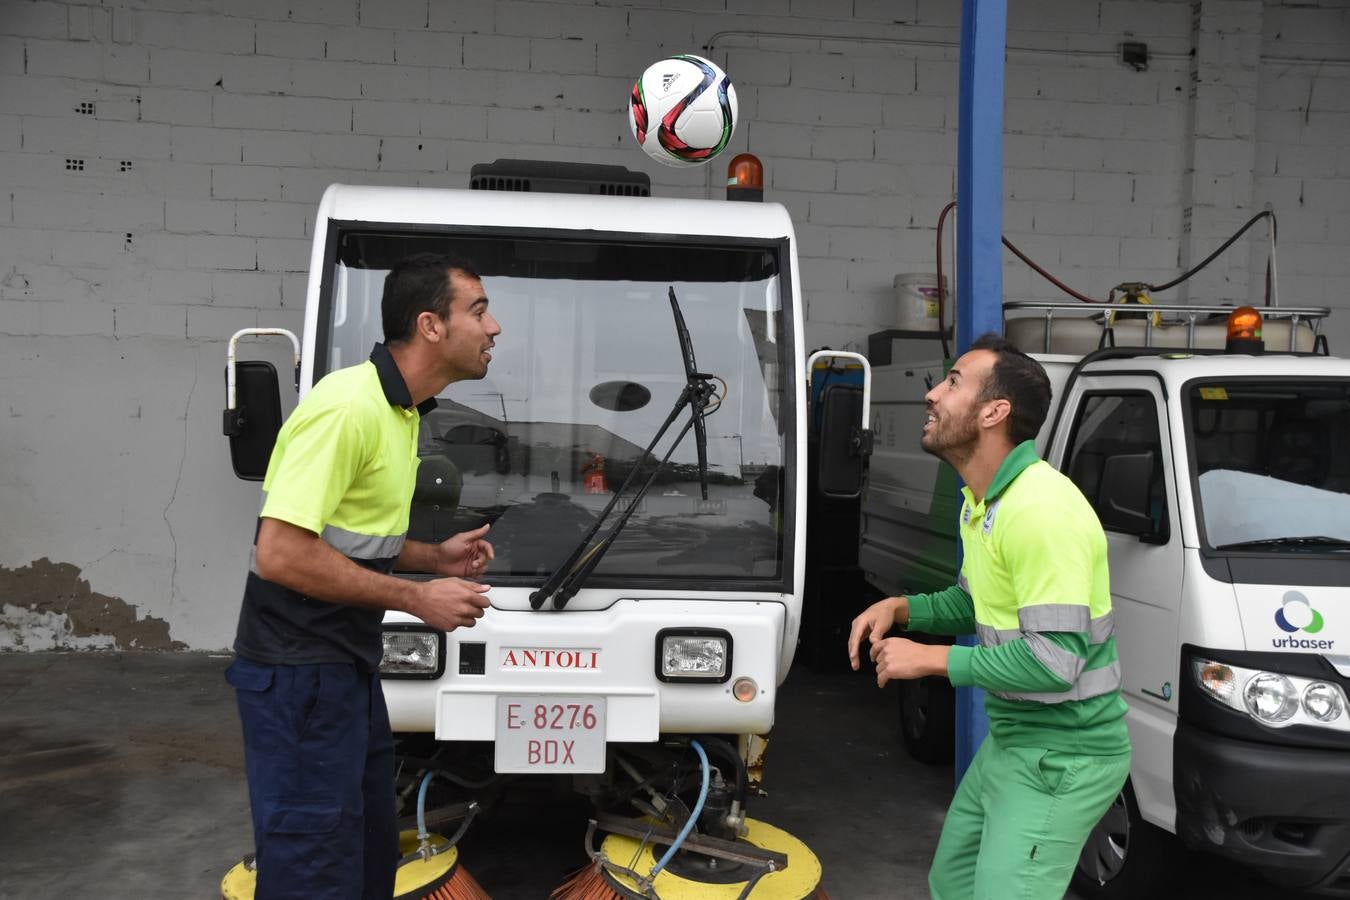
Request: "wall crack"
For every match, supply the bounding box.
[163,365,199,614]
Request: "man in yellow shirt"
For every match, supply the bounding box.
[227,253,502,899]
[848,334,1129,899]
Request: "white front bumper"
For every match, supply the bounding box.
[382,597,786,741]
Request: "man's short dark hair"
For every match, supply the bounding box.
[381,253,480,345]
[970,333,1052,444]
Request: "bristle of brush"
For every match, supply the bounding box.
[549,863,626,900]
[414,864,492,900]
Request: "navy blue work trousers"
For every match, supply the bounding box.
[226,657,398,900]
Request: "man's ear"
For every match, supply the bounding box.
[415,310,443,342]
[981,398,1012,431]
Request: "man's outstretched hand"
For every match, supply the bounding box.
[847,596,906,671]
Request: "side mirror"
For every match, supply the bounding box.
[807,350,873,501]
[1098,452,1155,538]
[223,328,300,481]
[223,361,283,481]
[817,384,871,499]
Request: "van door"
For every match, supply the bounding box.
[1050,375,1182,827]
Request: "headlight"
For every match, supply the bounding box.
[1192,656,1349,732]
[1304,682,1344,722]
[1243,673,1298,724]
[656,628,732,683]
[381,628,443,678]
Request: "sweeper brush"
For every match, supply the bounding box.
[220,829,490,900]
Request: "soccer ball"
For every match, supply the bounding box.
[628,54,738,168]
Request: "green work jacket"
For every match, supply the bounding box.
[906,440,1130,756]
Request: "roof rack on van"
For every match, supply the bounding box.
[1004,301,1331,356]
[469,159,651,196]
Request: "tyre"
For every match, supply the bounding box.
[1071,781,1177,898]
[898,675,955,764]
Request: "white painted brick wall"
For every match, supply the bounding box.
[2,0,1348,650]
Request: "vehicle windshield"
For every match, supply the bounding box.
[1188,379,1350,551]
[321,227,791,588]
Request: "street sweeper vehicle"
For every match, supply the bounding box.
[221,161,856,898]
[861,300,1350,897]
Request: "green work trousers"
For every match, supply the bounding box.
[928,736,1131,900]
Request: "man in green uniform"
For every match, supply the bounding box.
[228,253,502,899]
[847,334,1130,900]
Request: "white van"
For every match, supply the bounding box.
[861,302,1350,896]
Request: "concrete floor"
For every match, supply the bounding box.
[0,652,1314,899]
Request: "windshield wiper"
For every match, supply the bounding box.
[529,287,716,611]
[1215,535,1350,552]
[669,286,713,501]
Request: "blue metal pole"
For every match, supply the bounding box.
[953,0,1007,783]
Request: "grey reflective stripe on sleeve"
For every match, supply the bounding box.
[976,622,1016,647]
[1023,632,1087,684]
[1089,612,1115,644]
[1018,604,1090,633]
[958,572,971,594]
[978,611,1115,648]
[321,524,406,560]
[1014,605,1115,644]
[992,660,1123,704]
[248,545,259,575]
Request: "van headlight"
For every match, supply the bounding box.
[656,628,732,683]
[1303,682,1345,722]
[1192,657,1349,731]
[381,627,444,679]
[1243,673,1298,724]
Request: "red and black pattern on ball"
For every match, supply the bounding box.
[656,55,722,162]
[630,80,649,144]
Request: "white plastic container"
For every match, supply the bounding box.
[894,273,942,331]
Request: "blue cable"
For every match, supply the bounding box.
[650,738,710,878]
[416,770,435,841]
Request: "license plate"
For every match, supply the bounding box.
[494,696,606,773]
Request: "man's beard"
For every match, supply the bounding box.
[921,406,980,468]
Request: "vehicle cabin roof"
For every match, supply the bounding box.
[316,183,797,241]
[1036,352,1350,391]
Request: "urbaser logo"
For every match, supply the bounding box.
[1272,591,1334,650]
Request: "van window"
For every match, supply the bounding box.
[1188,380,1350,551]
[1064,392,1169,539]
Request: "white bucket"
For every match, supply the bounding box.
[893,273,942,331]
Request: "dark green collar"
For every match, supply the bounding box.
[984,440,1041,501]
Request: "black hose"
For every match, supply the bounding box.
[936,206,1278,311]
[1148,210,1274,294]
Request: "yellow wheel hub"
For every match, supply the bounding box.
[598,817,822,899]
[220,830,463,900]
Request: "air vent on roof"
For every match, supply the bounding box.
[470,159,650,197]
